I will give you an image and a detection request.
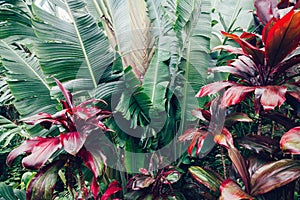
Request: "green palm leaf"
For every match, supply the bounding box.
[32,0,114,94]
[172,0,211,131]
[0,41,57,116]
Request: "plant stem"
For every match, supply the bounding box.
[78,164,86,200]
[220,147,227,179]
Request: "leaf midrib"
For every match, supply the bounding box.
[64,0,97,88]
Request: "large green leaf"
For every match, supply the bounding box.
[115,67,151,129]
[0,182,25,200]
[172,0,211,138]
[32,0,114,93]
[0,0,35,41]
[86,0,154,80]
[0,41,57,116]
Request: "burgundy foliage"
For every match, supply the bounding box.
[6,78,111,199]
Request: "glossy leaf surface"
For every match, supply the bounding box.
[280,127,300,154]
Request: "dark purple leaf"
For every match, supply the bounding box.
[280,126,300,154]
[254,0,279,24]
[237,135,280,155]
[209,66,250,80]
[26,160,66,200]
[260,111,297,130]
[250,159,300,195]
[196,81,235,97]
[60,131,87,155]
[101,180,122,200]
[6,137,61,169]
[228,148,251,193]
[265,9,300,67]
[220,179,254,200]
[277,0,290,9]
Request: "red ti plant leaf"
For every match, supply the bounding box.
[179,128,212,156]
[221,86,255,108]
[219,179,254,200]
[60,131,87,155]
[250,159,300,196]
[191,108,211,122]
[78,147,103,199]
[221,31,264,65]
[214,129,251,193]
[54,78,73,108]
[189,166,223,193]
[265,9,300,67]
[258,86,287,111]
[254,0,279,24]
[195,81,235,98]
[26,160,66,200]
[101,180,122,200]
[280,126,300,154]
[6,137,61,170]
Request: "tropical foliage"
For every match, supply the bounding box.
[0,0,299,199]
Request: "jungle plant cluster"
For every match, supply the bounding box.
[0,0,300,199]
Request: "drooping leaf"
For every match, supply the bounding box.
[250,159,300,195]
[221,31,264,65]
[256,86,287,111]
[60,131,87,155]
[26,160,66,200]
[78,147,101,199]
[196,81,235,97]
[6,137,61,169]
[188,166,223,193]
[228,148,251,193]
[221,85,255,108]
[32,1,114,92]
[101,180,122,200]
[280,126,300,154]
[179,128,212,156]
[237,135,280,155]
[87,0,154,80]
[0,0,35,41]
[265,9,300,67]
[219,179,254,200]
[0,41,57,117]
